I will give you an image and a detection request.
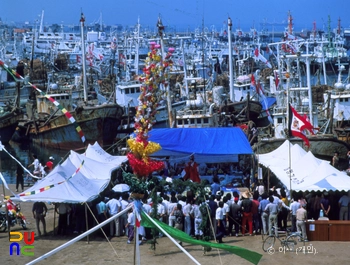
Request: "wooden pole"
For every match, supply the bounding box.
[85,203,89,243]
[53,205,56,235]
[267,167,270,191]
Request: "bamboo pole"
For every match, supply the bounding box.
[85,203,89,243]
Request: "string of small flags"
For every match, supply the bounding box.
[18,160,85,197]
[0,59,85,143]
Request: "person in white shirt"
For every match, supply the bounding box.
[222,197,230,234]
[256,181,265,196]
[120,193,130,236]
[39,161,46,178]
[290,195,300,232]
[161,196,170,225]
[168,197,178,227]
[191,199,203,239]
[183,198,193,235]
[151,198,165,237]
[106,193,121,237]
[140,198,152,241]
[28,154,40,178]
[177,195,186,207]
[126,207,135,244]
[216,201,225,243]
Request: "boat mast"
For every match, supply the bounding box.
[39,10,44,33]
[80,12,88,102]
[181,39,189,95]
[287,10,293,35]
[228,17,234,102]
[134,18,140,76]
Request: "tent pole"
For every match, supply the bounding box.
[85,203,89,243]
[267,167,270,191]
[53,205,56,235]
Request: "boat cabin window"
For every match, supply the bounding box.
[277,117,283,123]
[203,118,209,124]
[130,87,135,93]
[196,118,201,124]
[345,98,349,102]
[183,119,188,125]
[136,87,140,93]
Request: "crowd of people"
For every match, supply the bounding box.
[10,153,350,246]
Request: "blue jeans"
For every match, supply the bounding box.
[185,216,192,235]
[261,212,269,235]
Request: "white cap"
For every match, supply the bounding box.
[49,156,55,160]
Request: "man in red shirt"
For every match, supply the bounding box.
[184,155,200,183]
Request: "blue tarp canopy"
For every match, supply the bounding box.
[147,128,253,163]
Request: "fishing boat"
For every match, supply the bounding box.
[17,92,123,149]
[13,13,124,150]
[253,39,350,163]
[0,83,23,144]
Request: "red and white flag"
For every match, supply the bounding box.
[289,104,314,147]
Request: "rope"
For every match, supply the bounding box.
[84,202,120,258]
[204,203,223,265]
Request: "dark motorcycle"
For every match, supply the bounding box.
[0,203,27,232]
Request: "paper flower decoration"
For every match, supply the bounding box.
[127,40,175,179]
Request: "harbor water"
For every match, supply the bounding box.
[0,140,71,184]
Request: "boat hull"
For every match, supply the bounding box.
[0,110,23,144]
[24,104,124,150]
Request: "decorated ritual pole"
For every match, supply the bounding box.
[157,17,174,128]
[124,26,174,264]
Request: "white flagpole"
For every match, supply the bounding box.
[286,58,292,198]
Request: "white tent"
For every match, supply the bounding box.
[12,142,127,203]
[258,140,350,192]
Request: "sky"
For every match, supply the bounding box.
[1,0,350,32]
